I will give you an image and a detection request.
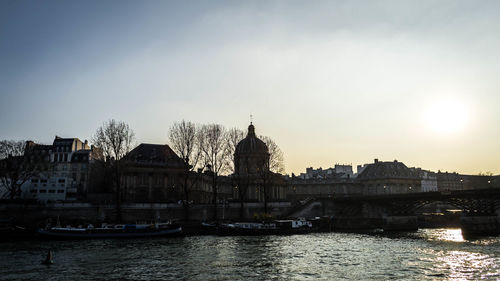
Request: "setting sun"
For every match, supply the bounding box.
[423,98,469,135]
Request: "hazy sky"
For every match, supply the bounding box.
[1,0,500,175]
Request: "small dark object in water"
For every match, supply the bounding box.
[41,250,53,265]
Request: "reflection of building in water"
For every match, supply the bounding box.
[232,123,287,202]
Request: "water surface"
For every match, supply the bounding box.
[1,229,499,280]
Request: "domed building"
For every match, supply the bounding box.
[234,123,270,175]
[232,123,286,207]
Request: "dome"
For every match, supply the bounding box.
[234,123,270,175]
[235,124,269,156]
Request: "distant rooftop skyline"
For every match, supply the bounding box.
[1,1,500,175]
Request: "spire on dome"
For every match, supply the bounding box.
[247,123,255,136]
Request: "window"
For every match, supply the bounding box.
[58,179,66,183]
[30,190,37,193]
[48,190,55,193]
[40,179,47,183]
[31,179,39,183]
[140,174,148,185]
[57,190,64,193]
[39,189,47,193]
[64,154,67,162]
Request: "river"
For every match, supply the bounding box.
[1,229,499,280]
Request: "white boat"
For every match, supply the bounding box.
[37,223,182,239]
[217,218,314,236]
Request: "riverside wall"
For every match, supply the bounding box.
[0,202,294,227]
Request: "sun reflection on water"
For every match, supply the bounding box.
[429,228,465,242]
[433,250,496,280]
[418,229,500,280]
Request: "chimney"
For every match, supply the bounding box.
[374,158,379,163]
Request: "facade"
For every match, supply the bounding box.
[436,172,463,191]
[356,159,422,195]
[22,137,100,202]
[121,143,234,203]
[121,143,186,202]
[287,176,361,201]
[298,164,354,180]
[436,172,495,191]
[411,168,438,192]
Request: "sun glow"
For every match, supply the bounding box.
[423,98,469,135]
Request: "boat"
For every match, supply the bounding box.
[217,218,314,236]
[37,222,182,239]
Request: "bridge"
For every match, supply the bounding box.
[291,188,500,236]
[329,188,500,215]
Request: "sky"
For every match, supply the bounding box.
[1,0,500,175]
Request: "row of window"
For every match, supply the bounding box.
[54,153,69,162]
[30,189,65,193]
[32,183,65,187]
[55,146,71,152]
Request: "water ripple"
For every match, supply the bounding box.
[0,229,499,280]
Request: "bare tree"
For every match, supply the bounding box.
[0,140,33,199]
[0,140,25,160]
[227,128,248,218]
[91,119,135,222]
[254,136,285,214]
[198,124,231,220]
[227,128,245,167]
[168,120,201,220]
[260,135,285,174]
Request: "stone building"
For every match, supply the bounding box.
[298,165,354,180]
[287,176,361,201]
[436,172,463,191]
[356,159,421,194]
[121,143,233,203]
[436,172,494,191]
[232,123,287,202]
[411,168,438,192]
[121,143,186,202]
[23,137,101,202]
